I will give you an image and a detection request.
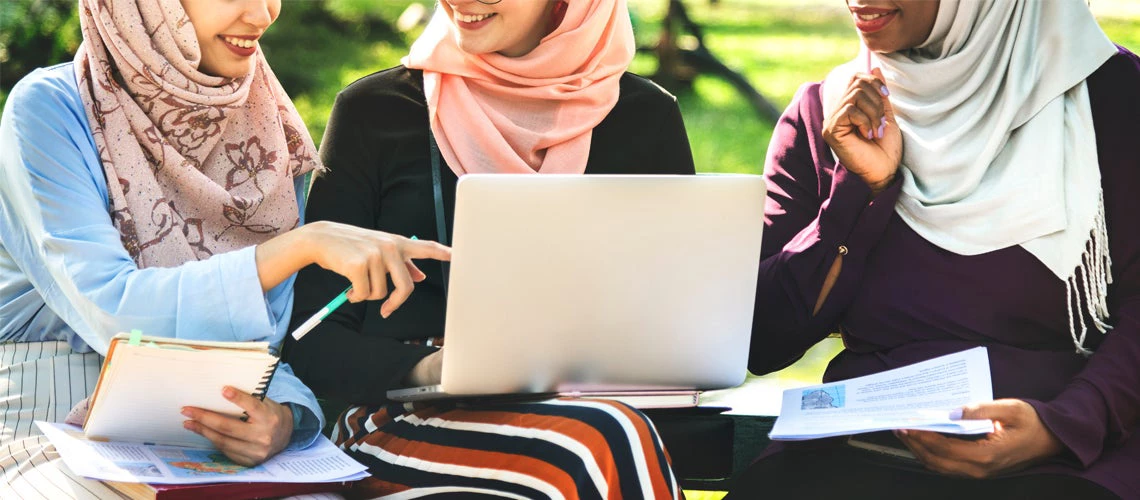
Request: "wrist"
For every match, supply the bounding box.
[867,173,896,198]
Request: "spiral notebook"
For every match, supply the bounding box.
[83,331,280,449]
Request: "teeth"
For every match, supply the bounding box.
[223,36,256,49]
[456,12,493,23]
[858,13,888,20]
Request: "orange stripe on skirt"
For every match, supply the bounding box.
[418,406,623,498]
[359,429,579,495]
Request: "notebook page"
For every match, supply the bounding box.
[85,344,277,448]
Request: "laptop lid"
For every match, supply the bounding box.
[439,174,766,395]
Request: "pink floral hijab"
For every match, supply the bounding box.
[73,0,320,268]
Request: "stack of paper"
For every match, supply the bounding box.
[769,347,995,440]
[36,422,368,485]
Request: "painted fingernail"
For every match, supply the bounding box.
[877,121,886,139]
[879,85,890,96]
[866,129,874,140]
[949,408,963,420]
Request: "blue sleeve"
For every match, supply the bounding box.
[0,66,323,443]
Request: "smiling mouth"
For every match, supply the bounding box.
[221,36,257,49]
[455,12,496,23]
[857,12,891,21]
[850,8,898,34]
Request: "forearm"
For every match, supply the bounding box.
[254,224,314,293]
[750,167,902,373]
[1025,302,1140,466]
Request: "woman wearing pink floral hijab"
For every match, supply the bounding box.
[0,0,447,495]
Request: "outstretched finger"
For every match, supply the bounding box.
[403,239,452,262]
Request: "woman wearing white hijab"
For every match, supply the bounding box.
[737,0,1139,497]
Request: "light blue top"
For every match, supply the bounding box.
[0,63,323,449]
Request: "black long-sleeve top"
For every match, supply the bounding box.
[284,66,695,405]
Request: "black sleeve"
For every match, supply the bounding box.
[284,81,435,406]
[651,96,696,175]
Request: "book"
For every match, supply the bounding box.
[103,480,354,500]
[83,331,280,448]
[37,422,370,487]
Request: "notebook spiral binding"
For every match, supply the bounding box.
[253,357,282,401]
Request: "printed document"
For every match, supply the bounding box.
[769,347,995,440]
[37,422,369,485]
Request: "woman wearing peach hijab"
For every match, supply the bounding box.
[285,0,693,496]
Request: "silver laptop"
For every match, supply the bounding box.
[388,174,765,402]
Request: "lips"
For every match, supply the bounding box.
[220,35,258,57]
[454,11,496,29]
[850,7,898,34]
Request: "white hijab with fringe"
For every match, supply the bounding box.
[823,0,1118,355]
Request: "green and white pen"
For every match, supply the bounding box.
[291,236,418,341]
[290,286,352,341]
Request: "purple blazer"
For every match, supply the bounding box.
[751,46,1140,498]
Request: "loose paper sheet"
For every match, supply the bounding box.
[769,347,995,440]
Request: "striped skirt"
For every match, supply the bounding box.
[333,398,681,499]
[0,341,121,499]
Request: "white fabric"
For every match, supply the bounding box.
[824,0,1118,353]
[0,341,118,499]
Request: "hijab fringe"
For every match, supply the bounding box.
[1066,191,1113,357]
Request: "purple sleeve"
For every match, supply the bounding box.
[749,83,902,374]
[1024,47,1140,467]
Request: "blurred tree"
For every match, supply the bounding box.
[0,0,82,93]
[261,0,403,96]
[0,0,409,112]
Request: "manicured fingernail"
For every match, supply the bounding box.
[879,85,890,96]
[876,121,886,139]
[949,408,963,420]
[866,129,874,140]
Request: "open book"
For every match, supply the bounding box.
[84,331,280,448]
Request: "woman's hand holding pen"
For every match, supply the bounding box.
[181,387,293,467]
[823,68,901,197]
[256,221,451,318]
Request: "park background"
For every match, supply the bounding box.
[2,1,1139,498]
[4,0,1139,176]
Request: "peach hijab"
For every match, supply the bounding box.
[74,0,320,268]
[403,0,635,175]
